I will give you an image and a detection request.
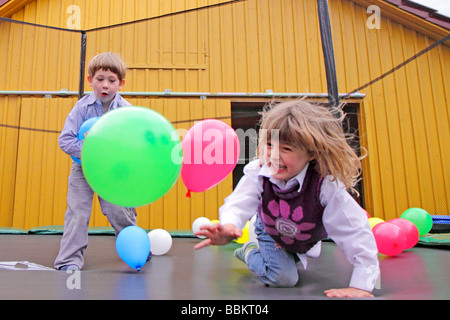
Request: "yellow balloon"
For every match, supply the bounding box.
[235,221,250,244]
[368,217,385,229]
[210,219,220,225]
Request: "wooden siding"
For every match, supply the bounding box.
[0,0,448,230]
[1,97,231,230]
[328,1,449,219]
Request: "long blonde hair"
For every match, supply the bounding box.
[257,100,363,192]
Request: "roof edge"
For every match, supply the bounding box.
[354,0,450,42]
[385,0,450,30]
[0,0,34,18]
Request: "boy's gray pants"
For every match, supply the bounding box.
[54,163,137,270]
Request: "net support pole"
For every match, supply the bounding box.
[317,0,339,109]
[78,31,87,100]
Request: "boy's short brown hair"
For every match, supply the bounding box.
[88,52,127,82]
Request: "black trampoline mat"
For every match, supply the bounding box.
[0,235,448,300]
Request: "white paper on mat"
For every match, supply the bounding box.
[0,261,56,271]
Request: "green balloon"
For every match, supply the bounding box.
[400,208,433,236]
[81,106,182,207]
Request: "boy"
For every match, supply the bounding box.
[55,52,137,271]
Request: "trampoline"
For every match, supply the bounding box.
[0,231,449,301]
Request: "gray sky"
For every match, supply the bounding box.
[410,0,450,17]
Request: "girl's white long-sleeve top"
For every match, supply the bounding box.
[219,160,380,292]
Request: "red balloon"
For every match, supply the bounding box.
[372,222,406,256]
[181,120,240,194]
[388,218,419,250]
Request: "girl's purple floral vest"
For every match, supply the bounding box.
[258,165,328,254]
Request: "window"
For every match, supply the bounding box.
[231,101,365,208]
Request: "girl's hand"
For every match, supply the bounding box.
[324,287,374,298]
[194,223,242,250]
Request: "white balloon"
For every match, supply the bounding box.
[192,217,212,239]
[147,229,173,255]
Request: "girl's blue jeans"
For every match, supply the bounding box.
[246,214,299,287]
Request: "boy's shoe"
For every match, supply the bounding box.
[234,241,258,263]
[59,264,80,271]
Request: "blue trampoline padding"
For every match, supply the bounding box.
[418,233,450,249]
[4,224,448,245]
[27,225,138,235]
[0,227,28,235]
[432,215,450,224]
[27,225,65,235]
[25,225,195,237]
[431,215,450,233]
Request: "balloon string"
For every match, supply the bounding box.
[186,190,191,198]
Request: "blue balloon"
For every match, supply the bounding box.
[116,226,151,271]
[78,117,100,141]
[71,155,81,165]
[71,117,100,164]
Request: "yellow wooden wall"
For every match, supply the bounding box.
[0,0,448,230]
[0,97,232,230]
[0,97,21,227]
[327,0,449,220]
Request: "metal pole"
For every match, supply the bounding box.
[317,0,339,108]
[78,31,87,100]
[0,90,366,99]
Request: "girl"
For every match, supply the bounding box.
[194,100,379,298]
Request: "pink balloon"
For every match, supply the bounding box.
[372,222,406,256]
[181,119,240,194]
[388,218,419,250]
[363,209,370,219]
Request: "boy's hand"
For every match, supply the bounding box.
[324,287,374,298]
[194,223,242,250]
